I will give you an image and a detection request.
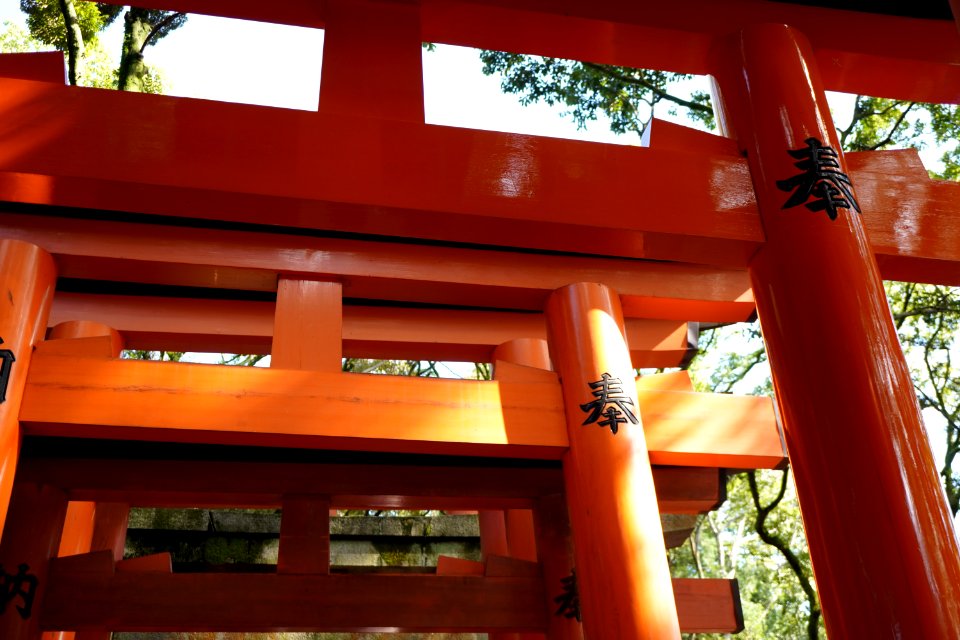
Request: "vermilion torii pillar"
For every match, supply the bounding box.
[0,240,55,539]
[45,320,127,640]
[713,24,960,637]
[545,283,680,640]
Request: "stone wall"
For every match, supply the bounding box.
[125,509,482,569]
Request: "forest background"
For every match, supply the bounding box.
[3,3,960,638]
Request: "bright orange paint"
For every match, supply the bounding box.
[492,338,553,374]
[635,370,694,392]
[50,292,691,366]
[714,23,960,638]
[88,502,128,563]
[2,87,959,281]
[490,339,550,640]
[21,351,786,468]
[55,501,95,559]
[0,78,760,266]
[545,283,680,640]
[0,239,55,541]
[272,278,342,372]
[44,321,124,640]
[6,214,756,323]
[492,339,549,565]
[47,320,123,355]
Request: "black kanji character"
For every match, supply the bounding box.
[580,372,639,435]
[0,338,14,404]
[598,405,629,435]
[554,569,581,622]
[0,564,38,620]
[775,137,861,221]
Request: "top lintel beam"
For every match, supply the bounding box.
[82,0,960,103]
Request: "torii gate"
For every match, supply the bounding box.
[0,1,959,639]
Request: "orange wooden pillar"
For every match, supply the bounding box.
[477,510,509,558]
[487,339,551,640]
[272,277,342,373]
[272,277,341,571]
[0,482,68,640]
[713,24,960,637]
[481,340,550,565]
[44,321,127,640]
[0,240,56,540]
[545,283,680,640]
[492,339,546,565]
[534,493,582,640]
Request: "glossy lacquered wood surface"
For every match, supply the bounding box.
[546,283,680,639]
[715,24,960,639]
[3,214,755,323]
[20,348,785,468]
[2,78,959,279]
[50,293,694,368]
[0,240,55,541]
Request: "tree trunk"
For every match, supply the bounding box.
[57,0,84,85]
[117,8,151,92]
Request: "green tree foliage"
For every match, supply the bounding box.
[20,0,116,50]
[0,20,43,53]
[123,350,184,362]
[19,0,119,83]
[888,282,960,516]
[14,0,182,91]
[479,51,714,133]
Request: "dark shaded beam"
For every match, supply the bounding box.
[17,457,722,513]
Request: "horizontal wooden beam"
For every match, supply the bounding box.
[43,556,546,632]
[16,455,721,513]
[20,352,786,467]
[50,292,694,367]
[0,51,65,82]
[4,214,755,323]
[41,551,742,633]
[0,78,760,267]
[21,352,567,459]
[64,0,960,103]
[1,80,957,283]
[637,387,784,469]
[674,577,744,633]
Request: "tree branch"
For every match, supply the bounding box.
[837,95,863,148]
[865,102,917,151]
[893,305,960,322]
[689,520,705,579]
[581,62,711,114]
[748,471,821,640]
[139,11,185,53]
[715,346,766,394]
